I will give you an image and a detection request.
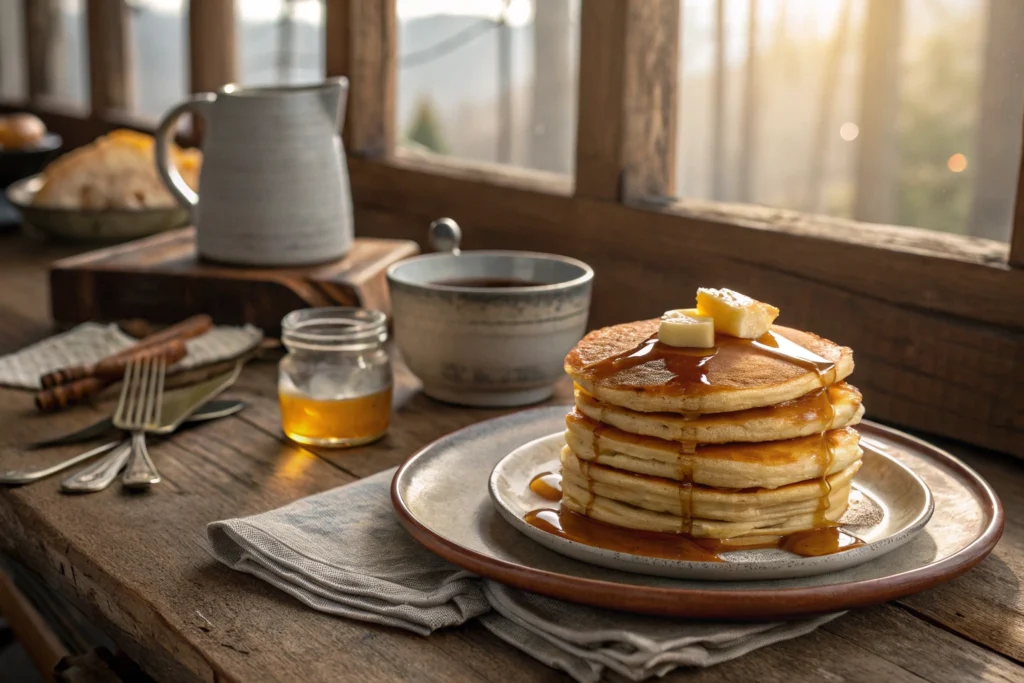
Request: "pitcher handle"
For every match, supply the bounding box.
[155,93,216,209]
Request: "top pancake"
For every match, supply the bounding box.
[565,319,854,413]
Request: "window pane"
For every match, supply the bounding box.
[674,0,1021,242]
[396,0,579,175]
[0,0,28,100]
[129,0,187,119]
[237,0,325,87]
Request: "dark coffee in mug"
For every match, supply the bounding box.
[431,277,543,288]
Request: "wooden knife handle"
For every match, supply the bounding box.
[34,339,189,413]
[92,339,187,379]
[35,377,113,413]
[39,315,211,388]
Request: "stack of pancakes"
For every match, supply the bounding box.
[560,319,864,545]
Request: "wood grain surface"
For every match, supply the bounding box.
[49,228,419,335]
[0,235,1022,682]
[574,0,679,201]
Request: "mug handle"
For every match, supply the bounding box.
[154,93,216,209]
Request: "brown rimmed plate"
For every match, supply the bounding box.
[391,406,1003,620]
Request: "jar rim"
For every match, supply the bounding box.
[281,307,387,349]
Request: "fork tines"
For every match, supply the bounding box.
[115,355,166,430]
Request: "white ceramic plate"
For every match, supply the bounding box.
[489,431,934,580]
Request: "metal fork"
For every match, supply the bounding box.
[115,356,166,489]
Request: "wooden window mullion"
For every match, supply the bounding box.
[324,0,396,157]
[86,0,133,115]
[188,0,237,94]
[22,0,57,102]
[574,0,679,203]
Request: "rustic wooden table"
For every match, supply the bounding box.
[0,233,1021,682]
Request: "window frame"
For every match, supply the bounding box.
[0,0,1020,457]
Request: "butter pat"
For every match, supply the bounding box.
[658,309,715,348]
[696,288,779,338]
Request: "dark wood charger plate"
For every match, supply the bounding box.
[392,407,1003,620]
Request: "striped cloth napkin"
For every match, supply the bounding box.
[0,322,263,390]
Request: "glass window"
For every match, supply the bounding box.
[0,0,28,100]
[237,0,325,87]
[128,0,187,119]
[674,0,1020,242]
[396,0,579,175]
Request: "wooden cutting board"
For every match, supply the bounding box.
[49,227,420,336]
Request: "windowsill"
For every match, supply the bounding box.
[389,147,574,197]
[633,196,1010,270]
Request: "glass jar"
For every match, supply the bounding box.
[278,307,392,448]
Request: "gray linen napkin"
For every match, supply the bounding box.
[0,322,263,389]
[208,469,842,683]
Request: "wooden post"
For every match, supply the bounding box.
[852,0,902,224]
[0,570,69,680]
[575,0,679,202]
[324,0,396,157]
[188,0,237,94]
[23,0,58,101]
[86,0,134,114]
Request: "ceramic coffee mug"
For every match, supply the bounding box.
[387,219,593,407]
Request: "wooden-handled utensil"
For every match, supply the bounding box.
[39,314,211,388]
[34,339,186,413]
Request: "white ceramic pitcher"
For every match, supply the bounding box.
[155,78,353,266]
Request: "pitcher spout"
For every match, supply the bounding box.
[320,76,349,129]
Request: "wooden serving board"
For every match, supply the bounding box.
[49,227,419,336]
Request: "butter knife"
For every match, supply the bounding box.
[65,362,244,493]
[1,400,245,486]
[27,398,243,449]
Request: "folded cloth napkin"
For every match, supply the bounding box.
[208,468,842,682]
[0,322,263,389]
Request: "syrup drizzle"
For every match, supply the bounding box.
[539,326,853,558]
[523,506,864,560]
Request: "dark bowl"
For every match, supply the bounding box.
[6,174,190,242]
[0,132,63,188]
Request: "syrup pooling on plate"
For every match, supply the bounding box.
[523,506,865,560]
[780,527,865,556]
[529,472,562,502]
[524,508,724,562]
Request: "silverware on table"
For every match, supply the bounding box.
[116,356,167,489]
[60,442,134,493]
[62,362,244,494]
[0,400,245,487]
[26,399,245,450]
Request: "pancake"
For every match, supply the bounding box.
[574,383,863,444]
[562,485,852,539]
[565,320,854,414]
[565,411,862,489]
[560,446,859,521]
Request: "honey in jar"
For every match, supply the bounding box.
[278,308,392,448]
